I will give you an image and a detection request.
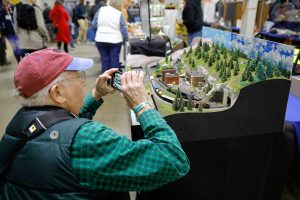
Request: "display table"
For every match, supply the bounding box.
[259,31,300,45]
[285,94,300,156]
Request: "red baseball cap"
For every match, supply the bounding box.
[14,48,94,98]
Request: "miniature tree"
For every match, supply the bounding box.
[266,62,273,78]
[197,51,202,60]
[172,97,179,111]
[183,49,187,55]
[233,63,239,76]
[223,50,227,59]
[256,61,266,81]
[165,56,168,63]
[178,96,185,112]
[273,66,281,77]
[176,87,181,98]
[248,72,254,82]
[208,56,213,67]
[191,59,196,68]
[277,60,283,71]
[170,56,173,62]
[155,62,162,74]
[248,60,256,72]
[226,68,231,79]
[255,53,261,65]
[198,101,203,112]
[188,46,193,54]
[216,61,220,72]
[189,55,192,65]
[187,96,193,110]
[221,70,227,82]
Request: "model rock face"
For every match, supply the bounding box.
[147,27,294,117]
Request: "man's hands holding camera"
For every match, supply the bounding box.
[92,69,150,116]
[92,68,119,100]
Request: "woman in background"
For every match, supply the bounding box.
[50,0,70,52]
[182,0,204,45]
[92,0,128,74]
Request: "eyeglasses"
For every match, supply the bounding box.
[48,71,86,94]
[62,71,86,85]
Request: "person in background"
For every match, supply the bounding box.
[61,0,74,49]
[0,34,10,65]
[0,0,23,63]
[50,0,70,52]
[13,0,50,56]
[122,0,134,33]
[74,0,88,43]
[84,0,91,20]
[182,0,204,45]
[43,3,55,42]
[0,48,190,199]
[268,0,295,22]
[89,0,105,20]
[92,0,128,74]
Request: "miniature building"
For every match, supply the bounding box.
[191,76,205,87]
[161,68,179,85]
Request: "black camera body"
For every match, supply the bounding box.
[109,69,123,90]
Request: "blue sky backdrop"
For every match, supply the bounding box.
[202,27,294,71]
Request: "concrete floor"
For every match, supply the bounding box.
[0,43,132,139]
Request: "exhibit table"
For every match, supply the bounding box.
[285,93,300,156]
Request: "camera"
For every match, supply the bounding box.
[109,69,123,90]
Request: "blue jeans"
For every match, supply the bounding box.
[188,29,202,45]
[6,34,24,62]
[96,42,122,73]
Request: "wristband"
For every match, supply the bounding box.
[133,101,150,114]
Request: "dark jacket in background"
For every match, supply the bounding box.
[90,0,105,20]
[0,2,15,36]
[182,0,203,34]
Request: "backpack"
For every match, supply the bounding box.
[16,3,38,30]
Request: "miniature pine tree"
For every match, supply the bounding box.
[273,66,281,77]
[183,49,187,55]
[277,60,283,70]
[248,60,256,72]
[197,51,202,60]
[189,55,192,65]
[170,56,173,62]
[172,97,179,111]
[192,59,196,68]
[187,96,193,110]
[188,46,193,54]
[256,61,267,81]
[176,87,180,98]
[216,61,220,71]
[266,62,273,78]
[221,70,227,82]
[223,50,227,59]
[198,101,203,112]
[248,72,254,82]
[234,64,239,76]
[165,56,168,63]
[227,68,231,78]
[178,96,184,111]
[208,56,213,67]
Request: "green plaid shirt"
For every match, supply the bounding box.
[71,93,190,191]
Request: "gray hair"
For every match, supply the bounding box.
[13,73,65,107]
[107,0,122,10]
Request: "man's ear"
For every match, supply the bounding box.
[48,84,67,104]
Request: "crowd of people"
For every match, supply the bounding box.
[0,0,133,72]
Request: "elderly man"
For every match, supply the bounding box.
[0,49,190,199]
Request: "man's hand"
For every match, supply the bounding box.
[92,68,119,100]
[121,70,148,109]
